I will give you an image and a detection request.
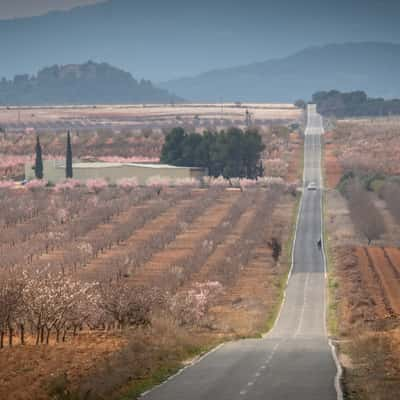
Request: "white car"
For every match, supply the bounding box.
[307,182,317,190]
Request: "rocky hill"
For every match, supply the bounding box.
[0,61,180,105]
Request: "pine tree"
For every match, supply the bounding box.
[35,135,43,179]
[66,131,73,178]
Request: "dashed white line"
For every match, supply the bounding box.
[295,273,310,337]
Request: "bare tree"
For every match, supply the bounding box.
[380,181,400,224]
[345,179,385,244]
[0,273,24,348]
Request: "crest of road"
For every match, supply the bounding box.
[142,105,341,400]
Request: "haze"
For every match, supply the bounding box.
[0,0,104,19]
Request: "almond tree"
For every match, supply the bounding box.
[22,270,95,344]
[97,278,157,329]
[169,281,223,326]
[344,179,385,244]
[0,274,24,348]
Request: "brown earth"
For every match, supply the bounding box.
[324,131,342,189]
[0,188,297,399]
[0,332,126,400]
[324,122,400,399]
[130,192,241,287]
[286,132,303,183]
[332,245,400,399]
[211,198,294,335]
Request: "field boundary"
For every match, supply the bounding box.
[320,121,344,400]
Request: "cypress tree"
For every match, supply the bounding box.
[35,135,43,179]
[66,131,73,178]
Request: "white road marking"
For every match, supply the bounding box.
[295,273,310,337]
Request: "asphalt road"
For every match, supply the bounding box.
[143,105,340,400]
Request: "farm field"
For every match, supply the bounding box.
[0,105,302,181]
[324,117,400,400]
[326,118,400,177]
[0,183,298,399]
[0,103,301,133]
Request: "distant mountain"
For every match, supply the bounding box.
[0,61,180,105]
[161,43,400,102]
[2,0,400,82]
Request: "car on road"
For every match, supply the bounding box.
[307,182,317,191]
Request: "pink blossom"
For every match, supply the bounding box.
[0,155,32,168]
[238,178,257,187]
[170,281,223,326]
[146,176,171,187]
[86,178,108,192]
[25,179,48,190]
[117,177,139,190]
[173,178,200,187]
[54,179,81,192]
[207,176,230,187]
[257,176,285,187]
[0,180,15,189]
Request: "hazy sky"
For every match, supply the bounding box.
[0,0,105,19]
[1,0,400,81]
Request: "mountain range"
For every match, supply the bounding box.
[1,0,400,82]
[161,42,400,102]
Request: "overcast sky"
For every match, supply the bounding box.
[0,0,105,19]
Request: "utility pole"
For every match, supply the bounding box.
[245,109,252,127]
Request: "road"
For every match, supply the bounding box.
[142,105,340,400]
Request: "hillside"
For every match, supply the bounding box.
[313,90,400,118]
[161,42,400,102]
[0,61,180,105]
[1,0,400,82]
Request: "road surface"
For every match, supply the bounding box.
[143,105,340,400]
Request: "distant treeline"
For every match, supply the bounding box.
[161,127,265,179]
[312,90,400,118]
[0,61,180,106]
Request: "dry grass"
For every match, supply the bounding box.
[332,118,400,176]
[0,332,126,400]
[0,103,301,132]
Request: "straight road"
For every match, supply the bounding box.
[143,105,340,400]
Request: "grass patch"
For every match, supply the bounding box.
[321,143,339,337]
[115,339,220,400]
[119,364,181,399]
[261,188,303,335]
[327,269,339,336]
[116,341,222,400]
[262,137,304,335]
